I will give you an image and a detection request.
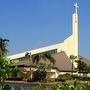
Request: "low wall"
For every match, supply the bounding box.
[0,81,58,90]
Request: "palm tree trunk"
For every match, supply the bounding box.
[72,61,73,79]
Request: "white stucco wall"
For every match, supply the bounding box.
[7,43,63,60]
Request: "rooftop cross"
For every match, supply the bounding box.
[74,3,79,14]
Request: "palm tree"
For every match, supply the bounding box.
[69,55,77,77]
[25,52,32,80]
[25,52,31,58]
[0,38,10,87]
[32,52,56,66]
[0,38,9,58]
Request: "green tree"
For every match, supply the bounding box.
[69,55,77,77]
[76,59,87,73]
[32,63,51,82]
[86,64,90,73]
[0,38,11,83]
[0,38,10,81]
[11,66,20,78]
[24,52,32,80]
[0,57,11,81]
[32,52,55,66]
[32,52,55,82]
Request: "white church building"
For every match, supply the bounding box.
[8,3,80,78]
[8,3,79,61]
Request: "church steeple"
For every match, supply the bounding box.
[72,2,79,59]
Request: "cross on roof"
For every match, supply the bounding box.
[74,3,79,13]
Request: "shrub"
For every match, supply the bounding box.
[46,78,55,82]
[3,85,11,90]
[50,85,57,90]
[32,70,47,82]
[6,77,23,81]
[56,73,72,81]
[32,63,51,82]
[73,75,90,81]
[84,82,90,90]
[32,85,46,90]
[56,75,66,82]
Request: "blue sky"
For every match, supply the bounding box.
[0,0,90,59]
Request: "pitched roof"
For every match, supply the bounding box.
[53,51,76,72]
[11,59,32,67]
[11,51,76,72]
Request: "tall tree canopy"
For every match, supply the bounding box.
[32,52,56,66]
[0,38,9,57]
[76,58,90,73]
[69,55,77,77]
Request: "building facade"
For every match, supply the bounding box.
[8,3,79,79]
[8,3,79,61]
